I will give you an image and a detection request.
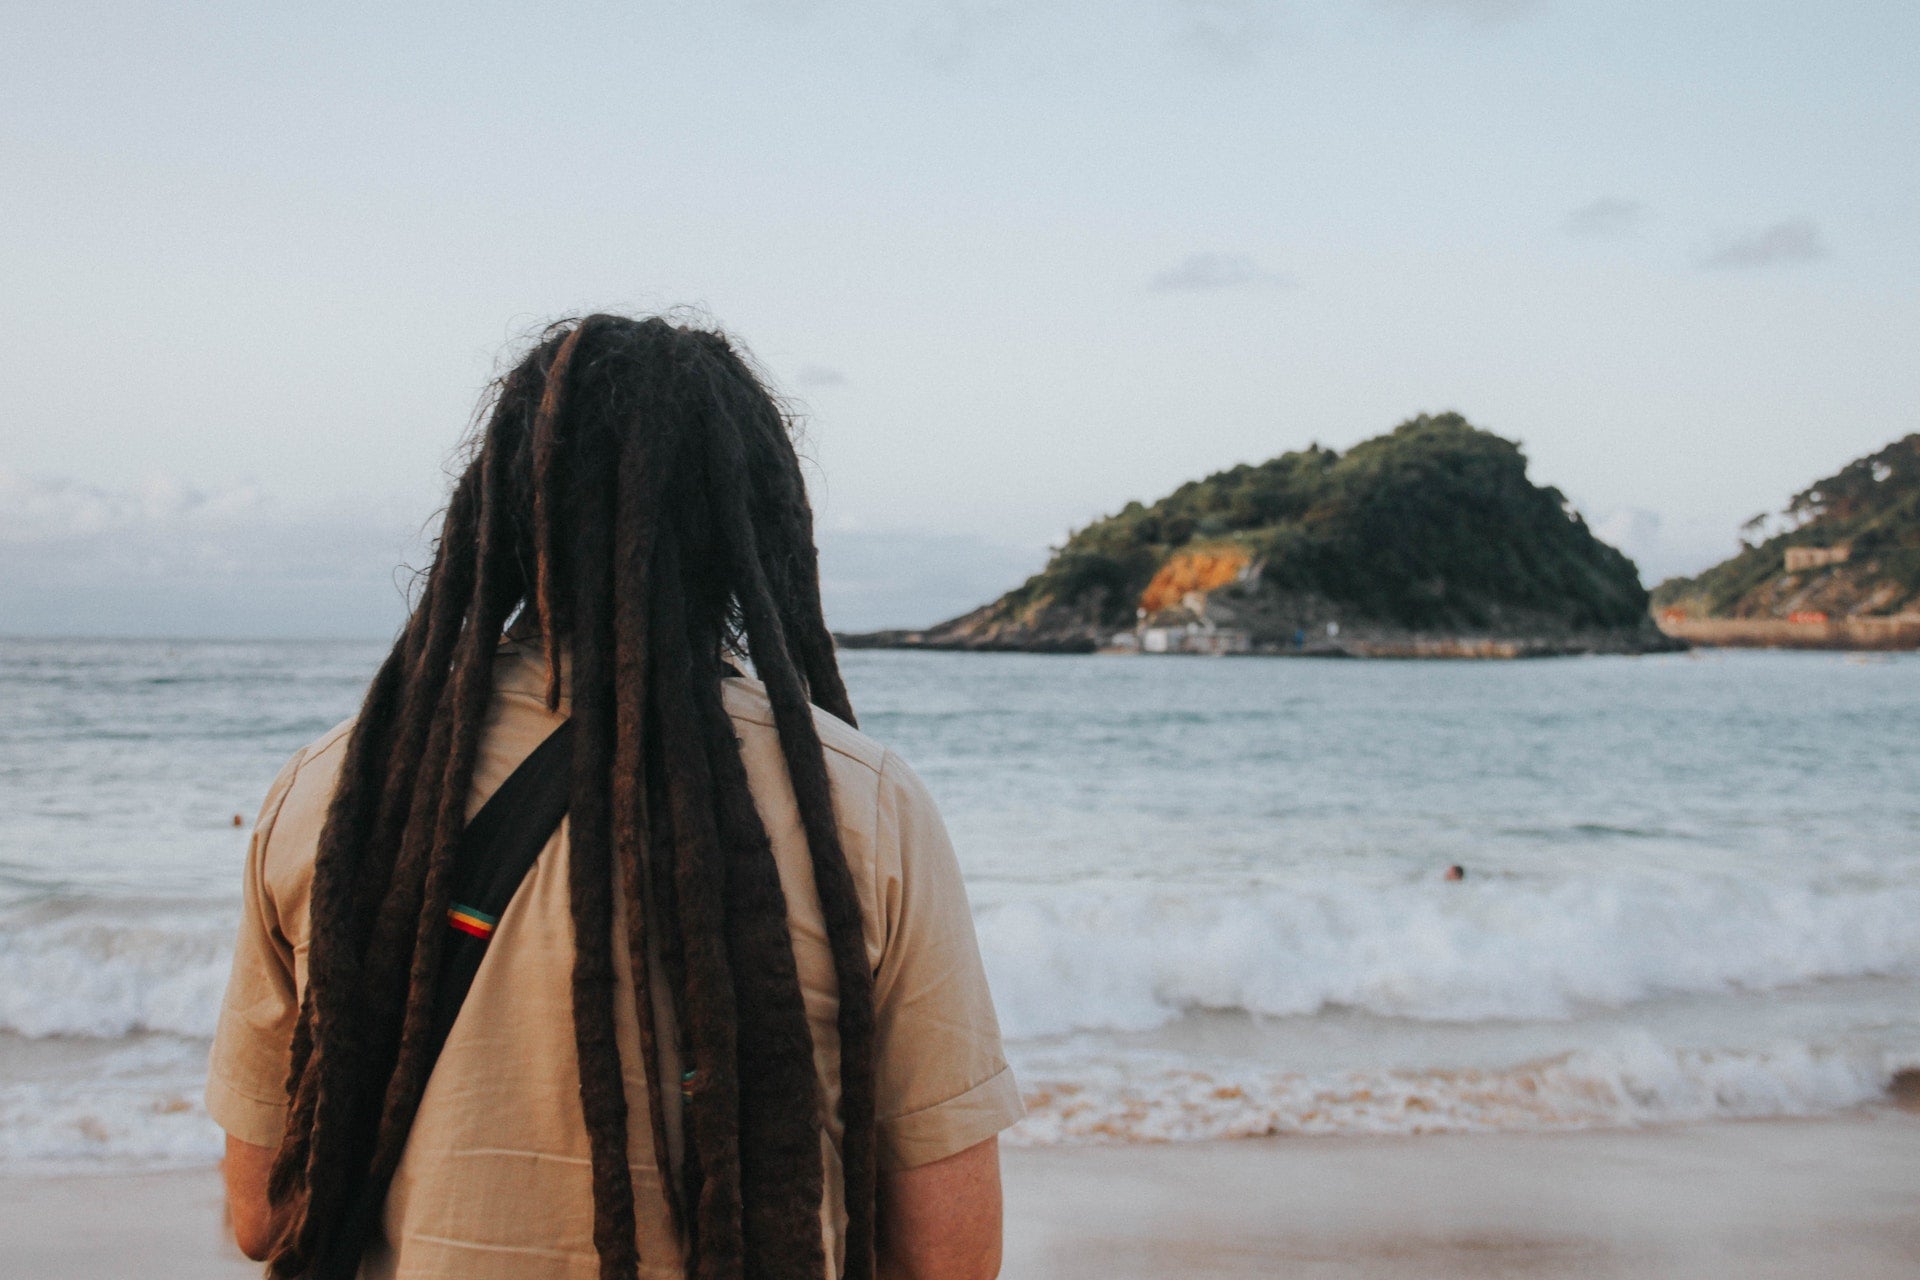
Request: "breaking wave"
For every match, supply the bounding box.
[0,900,235,1040]
[975,873,1920,1038]
[8,869,1920,1044]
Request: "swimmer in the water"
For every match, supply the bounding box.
[1443,864,1465,882]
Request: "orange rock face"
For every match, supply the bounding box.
[1138,546,1252,614]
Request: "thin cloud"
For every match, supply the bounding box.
[1149,252,1295,293]
[1698,218,1828,270]
[1378,0,1545,26]
[907,1,1025,70]
[1564,197,1644,239]
[0,471,269,545]
[0,469,427,637]
[1168,0,1279,68]
[796,364,847,387]
[741,0,827,20]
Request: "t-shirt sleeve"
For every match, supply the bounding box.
[204,748,307,1149]
[869,749,1024,1170]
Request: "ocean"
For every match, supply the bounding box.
[2,639,1916,1170]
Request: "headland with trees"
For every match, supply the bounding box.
[840,414,1678,657]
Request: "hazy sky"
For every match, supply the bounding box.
[4,1,1916,636]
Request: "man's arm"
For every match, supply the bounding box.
[223,1133,278,1261]
[210,748,311,1264]
[876,1135,1003,1280]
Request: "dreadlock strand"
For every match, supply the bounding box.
[648,529,745,1280]
[696,378,880,1280]
[698,340,857,729]
[314,683,462,1253]
[307,465,477,1026]
[531,321,596,709]
[610,418,686,1242]
[769,506,855,728]
[363,465,488,881]
[641,718,702,1238]
[565,422,643,1280]
[354,424,531,1236]
[271,468,492,1277]
[772,504,856,729]
[688,648,827,1280]
[265,635,408,1207]
[725,561,880,1280]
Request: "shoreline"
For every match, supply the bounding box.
[6,1111,1918,1278]
[1004,1109,1920,1278]
[1656,614,1920,651]
[832,630,1685,658]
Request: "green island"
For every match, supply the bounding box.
[840,413,1677,657]
[1651,433,1920,650]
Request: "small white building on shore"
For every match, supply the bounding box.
[1785,544,1851,572]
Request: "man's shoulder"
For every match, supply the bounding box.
[255,715,357,881]
[281,715,356,805]
[721,676,890,779]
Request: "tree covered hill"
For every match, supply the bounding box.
[856,413,1667,654]
[1652,434,1920,620]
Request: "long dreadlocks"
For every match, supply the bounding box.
[264,316,877,1280]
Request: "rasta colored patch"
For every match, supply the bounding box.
[447,904,499,939]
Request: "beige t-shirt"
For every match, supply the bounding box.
[206,638,1023,1279]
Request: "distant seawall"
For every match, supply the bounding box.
[1657,614,1920,651]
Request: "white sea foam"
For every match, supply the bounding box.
[1007,1034,1918,1145]
[0,1037,223,1172]
[0,902,235,1039]
[975,874,1920,1039]
[5,1031,1908,1170]
[3,886,1917,1168]
[7,869,1920,1045]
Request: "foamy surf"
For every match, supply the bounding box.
[13,868,1920,1044]
[1007,1034,1918,1145]
[0,1037,222,1172]
[975,873,1920,1038]
[8,1031,1909,1172]
[0,900,236,1040]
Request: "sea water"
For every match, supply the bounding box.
[1,640,1916,1169]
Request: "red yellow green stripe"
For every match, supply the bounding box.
[448,904,499,939]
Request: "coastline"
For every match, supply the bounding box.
[832,626,1685,658]
[7,1112,1918,1278]
[839,619,1920,655]
[1656,614,1920,651]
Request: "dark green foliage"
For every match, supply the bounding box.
[1012,414,1647,631]
[1651,434,1920,615]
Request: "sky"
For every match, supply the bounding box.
[3,0,1916,636]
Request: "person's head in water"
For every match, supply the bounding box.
[1443,864,1466,882]
[268,316,876,1280]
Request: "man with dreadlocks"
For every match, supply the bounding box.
[206,315,1023,1280]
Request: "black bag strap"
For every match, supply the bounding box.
[316,718,575,1280]
[425,718,576,1063]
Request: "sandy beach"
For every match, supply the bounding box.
[4,1111,1916,1279]
[1004,1111,1920,1279]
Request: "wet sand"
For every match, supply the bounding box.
[1002,1111,1920,1279]
[3,1113,1917,1278]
